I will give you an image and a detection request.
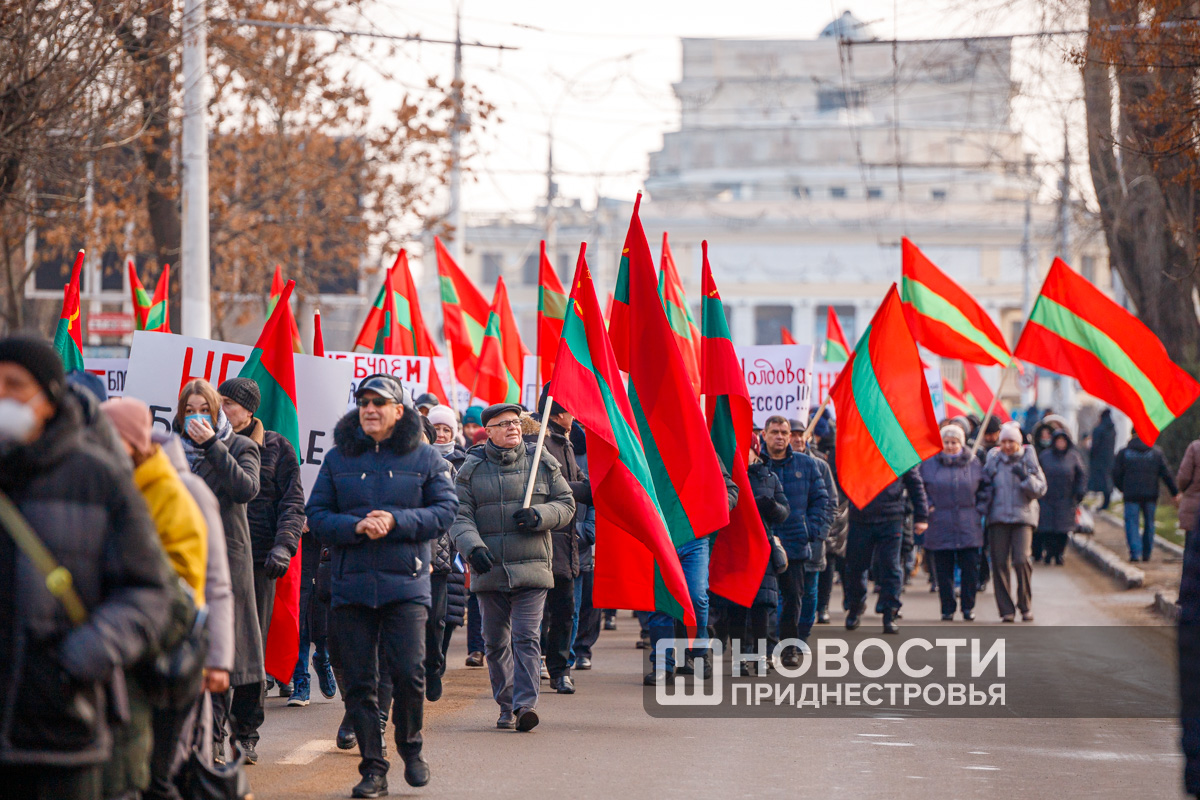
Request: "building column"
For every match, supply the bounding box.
[791,300,815,347]
[730,300,755,347]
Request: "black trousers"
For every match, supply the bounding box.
[336,601,427,778]
[425,573,449,680]
[228,564,275,745]
[573,570,601,660]
[777,562,808,643]
[931,547,980,616]
[817,553,844,613]
[714,601,771,656]
[542,574,576,680]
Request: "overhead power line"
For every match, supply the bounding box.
[211,17,518,51]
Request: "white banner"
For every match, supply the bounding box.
[924,364,947,422]
[521,354,539,411]
[812,360,948,422]
[83,358,129,398]
[125,331,355,499]
[734,344,815,428]
[324,352,431,408]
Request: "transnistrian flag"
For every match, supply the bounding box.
[825,306,851,362]
[239,278,303,683]
[145,264,171,333]
[371,263,405,355]
[352,264,394,352]
[53,250,85,372]
[129,260,151,331]
[658,232,702,398]
[1015,258,1200,445]
[312,310,325,357]
[473,276,528,405]
[436,236,490,389]
[392,249,449,404]
[548,245,695,628]
[609,195,730,548]
[829,285,943,508]
[700,241,771,607]
[268,265,305,354]
[537,241,567,386]
[901,237,1011,367]
[943,379,972,419]
[781,327,797,346]
[962,362,1011,423]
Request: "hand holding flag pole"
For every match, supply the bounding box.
[968,359,1015,460]
[522,392,554,509]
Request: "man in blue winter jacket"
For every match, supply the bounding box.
[306,375,459,798]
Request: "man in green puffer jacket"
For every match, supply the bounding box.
[450,403,575,733]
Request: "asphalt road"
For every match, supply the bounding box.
[247,552,1186,800]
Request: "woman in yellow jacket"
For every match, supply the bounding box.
[102,396,208,603]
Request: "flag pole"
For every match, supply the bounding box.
[445,338,462,412]
[523,392,554,509]
[803,398,830,441]
[969,360,1014,460]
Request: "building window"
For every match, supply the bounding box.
[1081,255,1096,282]
[521,253,539,285]
[931,189,947,201]
[482,252,503,284]
[867,187,883,199]
[792,186,810,198]
[755,305,793,345]
[817,87,864,113]
[830,186,847,199]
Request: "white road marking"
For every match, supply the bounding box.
[871,742,914,747]
[963,766,1000,770]
[856,733,891,737]
[279,739,335,766]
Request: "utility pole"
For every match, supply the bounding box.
[544,132,557,257]
[181,0,210,338]
[1020,152,1034,410]
[1056,126,1076,425]
[447,7,466,269]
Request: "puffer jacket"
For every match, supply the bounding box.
[241,419,305,565]
[539,420,591,579]
[0,396,172,767]
[450,440,576,592]
[445,566,467,626]
[807,452,839,572]
[980,444,1047,527]
[1088,411,1117,494]
[1114,435,1178,502]
[919,450,986,550]
[307,409,459,609]
[1178,440,1200,533]
[747,460,790,608]
[766,446,829,561]
[133,445,208,605]
[1038,432,1088,533]
[815,442,849,557]
[849,468,930,525]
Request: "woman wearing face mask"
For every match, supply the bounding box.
[173,378,263,763]
[919,426,987,621]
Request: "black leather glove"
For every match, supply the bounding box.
[263,544,292,579]
[513,507,542,531]
[468,546,495,575]
[755,495,775,516]
[1010,465,1025,478]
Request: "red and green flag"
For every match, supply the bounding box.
[658,232,702,398]
[371,263,405,355]
[781,326,797,346]
[537,241,567,386]
[312,309,325,358]
[700,242,771,607]
[472,276,529,405]
[436,236,490,389]
[393,249,449,404]
[901,237,1011,367]
[268,265,305,354]
[239,278,303,683]
[129,260,151,331]
[53,250,85,372]
[829,285,942,508]
[609,195,730,548]
[825,306,851,363]
[962,362,1010,423]
[144,263,171,333]
[943,379,972,419]
[548,245,695,628]
[1015,258,1200,445]
[352,264,394,352]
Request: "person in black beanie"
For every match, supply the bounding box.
[217,376,305,762]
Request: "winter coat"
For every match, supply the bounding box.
[747,461,789,608]
[849,468,930,526]
[241,419,305,565]
[540,420,591,579]
[815,443,849,557]
[162,436,233,672]
[433,445,468,575]
[0,396,172,767]
[307,409,459,609]
[445,566,467,626]
[577,503,597,572]
[1088,411,1117,493]
[1038,434,1088,533]
[919,450,986,550]
[807,454,839,572]
[980,444,1047,527]
[450,440,576,592]
[133,445,209,605]
[1114,436,1179,502]
[1178,440,1200,533]
[765,447,829,561]
[182,422,263,686]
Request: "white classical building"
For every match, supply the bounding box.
[449,12,1108,409]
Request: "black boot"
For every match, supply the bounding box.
[845,602,865,631]
[351,774,388,798]
[403,749,431,787]
[882,609,899,634]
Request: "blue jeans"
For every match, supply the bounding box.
[798,569,820,640]
[1124,500,1157,560]
[844,520,905,614]
[649,536,710,671]
[569,577,583,664]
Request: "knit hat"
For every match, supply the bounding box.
[999,422,1023,444]
[984,416,1002,435]
[427,404,458,433]
[101,397,153,457]
[940,425,965,444]
[67,369,108,403]
[463,405,484,426]
[218,377,261,415]
[537,383,567,417]
[0,335,67,404]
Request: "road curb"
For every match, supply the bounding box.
[1097,509,1184,557]
[1154,589,1180,622]
[1069,532,1145,589]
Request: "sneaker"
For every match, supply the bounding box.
[465,651,485,667]
[941,613,954,621]
[497,710,516,729]
[426,673,443,703]
[288,673,311,706]
[238,740,258,765]
[540,658,550,681]
[882,611,899,635]
[963,610,976,621]
[1021,611,1035,622]
[1001,615,1015,623]
[278,681,292,698]
[313,654,337,699]
[603,618,617,631]
[817,609,831,624]
[643,670,673,686]
[515,707,540,732]
[351,774,388,799]
[403,752,430,787]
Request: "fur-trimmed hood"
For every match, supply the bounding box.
[333,406,424,458]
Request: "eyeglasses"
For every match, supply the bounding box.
[356,397,394,408]
[487,419,522,429]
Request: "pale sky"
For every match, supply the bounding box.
[333,0,1084,220]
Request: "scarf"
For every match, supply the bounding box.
[180,407,233,471]
[434,440,455,456]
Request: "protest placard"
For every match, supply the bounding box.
[83,358,129,397]
[734,344,815,428]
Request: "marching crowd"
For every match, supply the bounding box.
[0,332,1191,799]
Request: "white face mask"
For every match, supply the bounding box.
[0,397,37,445]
